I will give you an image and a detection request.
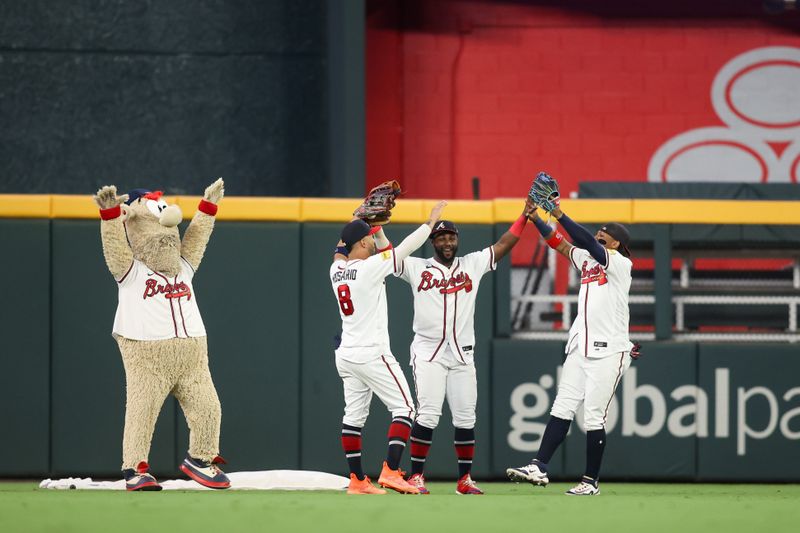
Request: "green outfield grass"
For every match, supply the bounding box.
[1,481,797,533]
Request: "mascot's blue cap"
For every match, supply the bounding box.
[125,189,152,205]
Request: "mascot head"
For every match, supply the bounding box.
[122,189,184,276]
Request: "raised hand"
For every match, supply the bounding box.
[427,200,448,227]
[203,178,225,204]
[93,185,129,210]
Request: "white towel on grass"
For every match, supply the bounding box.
[39,470,349,491]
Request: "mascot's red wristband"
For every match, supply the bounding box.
[99,205,121,220]
[546,230,564,249]
[509,214,528,237]
[198,199,218,216]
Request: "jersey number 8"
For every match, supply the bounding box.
[337,284,354,316]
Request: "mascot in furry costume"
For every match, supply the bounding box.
[94,178,230,491]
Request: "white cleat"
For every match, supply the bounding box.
[565,478,600,496]
[505,460,549,486]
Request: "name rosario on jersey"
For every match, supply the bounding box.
[581,262,608,286]
[417,270,473,294]
[331,268,358,283]
[142,278,192,300]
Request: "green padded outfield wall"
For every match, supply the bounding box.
[0,220,51,476]
[0,220,302,478]
[490,340,800,481]
[3,219,800,480]
[176,222,302,473]
[697,344,800,481]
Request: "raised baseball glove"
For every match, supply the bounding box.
[528,172,560,214]
[353,180,402,225]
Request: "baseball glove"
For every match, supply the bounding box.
[528,172,561,213]
[631,342,642,360]
[353,180,402,225]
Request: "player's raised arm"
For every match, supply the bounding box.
[393,201,447,262]
[551,206,607,265]
[372,226,392,252]
[527,171,606,265]
[491,198,535,262]
[529,207,573,259]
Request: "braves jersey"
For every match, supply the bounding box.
[397,246,496,364]
[330,248,403,363]
[112,258,206,341]
[566,247,633,358]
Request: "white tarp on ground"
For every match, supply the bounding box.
[40,470,349,491]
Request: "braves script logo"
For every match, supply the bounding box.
[142,279,192,300]
[418,271,473,294]
[581,262,608,286]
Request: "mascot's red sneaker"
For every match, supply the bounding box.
[180,455,231,489]
[123,461,162,491]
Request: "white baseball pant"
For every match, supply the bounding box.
[412,344,478,429]
[336,354,416,427]
[550,346,632,431]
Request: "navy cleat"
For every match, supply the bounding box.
[123,461,162,491]
[180,455,231,489]
[506,459,549,486]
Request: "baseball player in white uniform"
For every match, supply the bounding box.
[506,203,640,496]
[394,200,535,495]
[330,201,447,495]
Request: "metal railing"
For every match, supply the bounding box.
[510,293,800,343]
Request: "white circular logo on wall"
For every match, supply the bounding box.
[648,46,800,183]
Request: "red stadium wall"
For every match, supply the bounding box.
[366,0,800,199]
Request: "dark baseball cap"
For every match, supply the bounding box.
[341,219,381,250]
[430,220,459,239]
[125,189,164,205]
[601,222,631,257]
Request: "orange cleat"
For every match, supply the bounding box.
[378,462,420,494]
[347,474,387,495]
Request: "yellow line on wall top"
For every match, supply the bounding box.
[1,194,800,225]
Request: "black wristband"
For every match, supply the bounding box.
[335,245,348,256]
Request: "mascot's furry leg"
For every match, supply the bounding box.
[118,337,182,469]
[118,336,223,468]
[171,336,222,463]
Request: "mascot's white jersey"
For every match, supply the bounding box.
[566,247,633,358]
[396,247,496,364]
[113,258,206,340]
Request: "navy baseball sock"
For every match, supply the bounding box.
[386,416,413,470]
[535,416,572,464]
[410,423,434,475]
[585,428,606,481]
[341,424,364,480]
[454,427,475,478]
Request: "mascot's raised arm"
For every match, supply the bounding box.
[93,178,230,491]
